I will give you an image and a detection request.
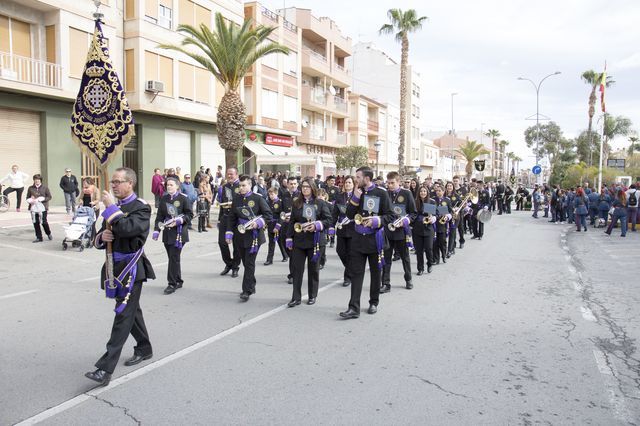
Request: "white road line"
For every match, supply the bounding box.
[0,242,93,263]
[15,278,343,425]
[592,349,635,423]
[0,289,38,300]
[580,306,597,322]
[572,281,583,292]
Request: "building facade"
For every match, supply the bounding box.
[347,93,385,176]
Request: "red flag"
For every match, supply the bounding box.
[599,62,607,113]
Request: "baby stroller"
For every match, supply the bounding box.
[62,206,96,251]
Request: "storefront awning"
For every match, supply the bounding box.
[244,141,316,165]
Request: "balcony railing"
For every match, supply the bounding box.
[0,52,62,89]
[261,6,279,22]
[367,119,379,132]
[303,48,327,62]
[334,96,347,112]
[283,19,297,33]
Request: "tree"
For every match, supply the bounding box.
[628,134,640,156]
[581,70,614,166]
[335,146,369,173]
[512,155,523,174]
[456,140,489,180]
[524,121,576,180]
[380,9,427,176]
[575,130,601,164]
[484,129,501,176]
[498,139,509,178]
[160,14,289,169]
[603,114,633,163]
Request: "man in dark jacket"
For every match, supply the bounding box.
[59,168,79,214]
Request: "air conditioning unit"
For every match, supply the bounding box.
[146,80,164,93]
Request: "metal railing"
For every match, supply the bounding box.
[334,96,347,112]
[311,88,326,105]
[303,48,327,62]
[283,19,297,33]
[261,6,279,22]
[367,119,379,132]
[0,52,62,89]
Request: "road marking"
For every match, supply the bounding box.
[567,265,577,275]
[0,242,93,263]
[572,281,583,292]
[592,349,635,423]
[15,278,343,425]
[580,306,597,322]
[0,289,38,300]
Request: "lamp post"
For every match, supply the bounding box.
[450,92,458,180]
[517,71,561,184]
[374,140,382,178]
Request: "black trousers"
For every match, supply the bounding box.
[497,198,504,214]
[348,250,381,312]
[95,281,152,374]
[291,246,319,302]
[319,245,327,267]
[491,198,497,211]
[198,215,206,232]
[505,200,512,214]
[413,234,433,272]
[472,215,484,238]
[218,220,240,269]
[336,236,352,283]
[434,232,447,261]
[266,231,287,262]
[3,186,24,209]
[164,243,183,287]
[33,211,51,240]
[383,239,411,284]
[448,225,457,253]
[516,199,524,210]
[239,247,258,293]
[457,219,465,245]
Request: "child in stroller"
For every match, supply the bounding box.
[62,206,96,251]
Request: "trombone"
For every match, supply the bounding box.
[388,215,409,231]
[238,215,262,233]
[354,214,363,225]
[422,212,433,225]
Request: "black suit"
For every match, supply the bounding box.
[432,196,452,262]
[286,198,332,302]
[382,188,416,286]
[281,190,298,280]
[496,184,505,214]
[265,197,288,262]
[94,196,155,374]
[332,192,354,284]
[217,180,240,271]
[412,198,436,272]
[154,193,193,288]
[227,192,273,294]
[345,184,394,313]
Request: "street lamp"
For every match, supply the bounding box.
[517,71,561,183]
[374,140,382,178]
[450,92,458,179]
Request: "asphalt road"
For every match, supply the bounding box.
[1,211,639,425]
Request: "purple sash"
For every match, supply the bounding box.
[104,248,143,314]
[239,218,259,254]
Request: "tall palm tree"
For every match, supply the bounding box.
[380,9,427,176]
[484,129,501,177]
[512,155,523,174]
[160,14,289,169]
[581,70,614,166]
[628,135,640,156]
[498,139,509,178]
[456,140,489,180]
[505,152,514,176]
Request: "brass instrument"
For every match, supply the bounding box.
[217,201,232,209]
[294,221,315,233]
[422,214,433,225]
[336,217,351,230]
[158,214,184,231]
[477,208,492,223]
[280,211,291,221]
[237,215,262,234]
[438,213,450,225]
[452,189,477,219]
[388,215,409,231]
[354,214,363,225]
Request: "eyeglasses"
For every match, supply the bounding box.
[110,180,130,185]
[301,185,311,189]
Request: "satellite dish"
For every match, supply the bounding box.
[301,120,309,128]
[328,85,337,96]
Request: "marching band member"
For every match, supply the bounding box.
[264,187,287,265]
[445,182,459,257]
[285,178,332,307]
[504,184,514,214]
[381,171,417,292]
[316,188,329,269]
[226,175,273,301]
[452,176,467,249]
[217,168,240,277]
[281,176,298,284]
[332,175,355,287]
[412,186,436,275]
[339,167,393,319]
[471,181,491,240]
[325,175,341,248]
[432,186,452,264]
[153,177,193,295]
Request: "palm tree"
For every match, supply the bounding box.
[380,9,427,176]
[456,140,489,180]
[498,139,509,178]
[603,114,633,163]
[628,135,640,156]
[505,152,515,176]
[160,14,289,169]
[512,155,523,174]
[581,70,614,165]
[484,129,501,177]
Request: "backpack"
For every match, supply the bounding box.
[629,191,638,207]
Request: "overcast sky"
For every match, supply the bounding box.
[265,0,640,168]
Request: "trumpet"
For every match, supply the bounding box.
[237,215,262,234]
[336,217,351,230]
[294,221,315,233]
[354,214,363,225]
[388,215,409,231]
[217,201,232,209]
[280,211,291,221]
[438,214,450,225]
[422,213,433,225]
[158,215,184,231]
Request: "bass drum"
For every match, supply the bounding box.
[477,209,492,224]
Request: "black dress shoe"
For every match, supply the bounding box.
[417,270,424,276]
[367,305,378,314]
[239,292,250,301]
[427,265,433,273]
[380,284,391,294]
[220,266,231,276]
[446,252,451,258]
[392,255,400,261]
[281,257,289,262]
[287,277,293,285]
[32,239,43,243]
[163,285,176,295]
[176,283,183,289]
[339,308,359,319]
[85,369,112,386]
[231,269,239,278]
[342,281,351,287]
[264,260,273,266]
[47,234,53,241]
[124,353,152,366]
[406,281,413,289]
[307,297,316,305]
[442,257,446,264]
[287,299,301,307]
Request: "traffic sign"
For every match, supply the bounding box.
[532,165,542,175]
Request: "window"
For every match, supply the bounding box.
[158,3,172,28]
[178,61,210,103]
[124,49,135,91]
[261,88,278,119]
[358,103,367,125]
[261,41,278,69]
[283,95,297,122]
[284,51,297,75]
[145,50,173,97]
[0,15,31,58]
[359,134,367,147]
[69,27,90,78]
[244,89,253,115]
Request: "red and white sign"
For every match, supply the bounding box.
[265,133,293,147]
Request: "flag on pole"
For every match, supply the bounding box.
[70,19,134,167]
[599,61,607,113]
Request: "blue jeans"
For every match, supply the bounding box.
[627,207,637,231]
[607,209,627,236]
[589,207,598,225]
[63,192,76,213]
[575,213,587,230]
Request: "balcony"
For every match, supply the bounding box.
[301,48,330,76]
[367,119,379,134]
[332,62,352,87]
[301,84,327,113]
[299,126,348,147]
[0,52,62,89]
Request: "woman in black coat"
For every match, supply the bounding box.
[331,175,355,286]
[412,186,436,275]
[285,178,332,306]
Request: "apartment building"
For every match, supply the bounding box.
[423,129,494,180]
[348,42,422,173]
[280,7,351,177]
[0,0,243,201]
[348,93,385,175]
[419,137,440,179]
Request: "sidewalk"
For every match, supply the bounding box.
[0,206,73,229]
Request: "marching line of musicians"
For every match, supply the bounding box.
[153,166,496,320]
